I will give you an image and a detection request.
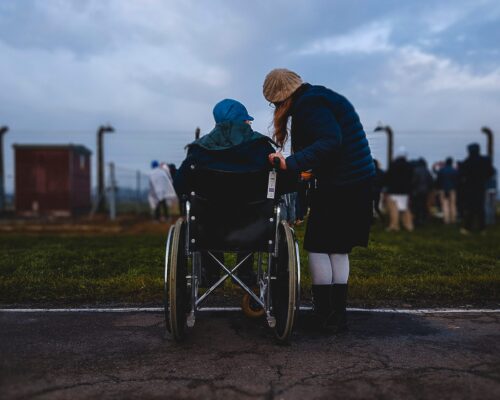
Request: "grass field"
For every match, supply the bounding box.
[1,220,499,306]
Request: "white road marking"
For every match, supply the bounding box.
[0,307,499,314]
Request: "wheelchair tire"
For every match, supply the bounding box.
[164,218,189,341]
[271,221,299,342]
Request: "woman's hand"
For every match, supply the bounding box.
[268,152,287,170]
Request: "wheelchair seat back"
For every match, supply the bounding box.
[188,168,277,253]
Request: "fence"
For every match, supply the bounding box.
[105,164,150,216]
[103,163,180,219]
[2,163,174,218]
[1,127,497,218]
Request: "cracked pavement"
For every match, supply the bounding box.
[1,311,499,399]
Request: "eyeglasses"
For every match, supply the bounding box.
[269,101,284,109]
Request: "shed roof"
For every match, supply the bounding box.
[12,144,92,155]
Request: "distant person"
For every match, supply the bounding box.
[160,162,173,185]
[372,159,385,221]
[384,147,414,232]
[168,163,177,179]
[458,143,495,233]
[485,167,497,225]
[148,160,176,222]
[436,157,459,224]
[411,158,433,226]
[160,162,178,214]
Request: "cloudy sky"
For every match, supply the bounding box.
[1,0,499,191]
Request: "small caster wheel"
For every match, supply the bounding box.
[241,292,265,318]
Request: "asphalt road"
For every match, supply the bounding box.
[1,310,499,400]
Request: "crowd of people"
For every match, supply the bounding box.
[148,138,497,235]
[371,144,497,234]
[275,143,497,235]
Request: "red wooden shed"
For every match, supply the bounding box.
[13,144,92,216]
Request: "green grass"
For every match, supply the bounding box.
[350,224,500,304]
[1,221,499,306]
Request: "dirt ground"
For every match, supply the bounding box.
[0,215,172,234]
[1,310,499,399]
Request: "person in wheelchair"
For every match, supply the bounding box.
[174,99,285,288]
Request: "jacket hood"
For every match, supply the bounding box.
[190,121,273,151]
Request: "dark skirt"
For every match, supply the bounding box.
[304,179,373,254]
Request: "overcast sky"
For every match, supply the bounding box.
[1,0,499,191]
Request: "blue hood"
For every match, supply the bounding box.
[191,121,270,151]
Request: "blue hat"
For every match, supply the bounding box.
[151,160,159,169]
[213,99,254,123]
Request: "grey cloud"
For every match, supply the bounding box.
[1,0,499,180]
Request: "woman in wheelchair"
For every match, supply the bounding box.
[174,99,279,288]
[167,98,300,342]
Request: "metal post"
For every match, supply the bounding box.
[481,127,494,163]
[96,125,114,212]
[482,127,496,226]
[0,126,9,213]
[195,127,201,140]
[386,126,394,167]
[374,124,394,168]
[108,162,116,221]
[136,169,141,214]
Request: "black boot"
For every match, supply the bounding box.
[326,284,348,333]
[311,285,333,330]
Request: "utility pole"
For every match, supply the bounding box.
[108,162,116,221]
[136,169,141,214]
[374,124,394,168]
[481,126,494,163]
[0,126,9,213]
[96,125,114,212]
[195,127,201,140]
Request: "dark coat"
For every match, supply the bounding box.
[437,165,458,192]
[385,158,413,195]
[412,162,433,195]
[174,122,297,197]
[174,138,276,197]
[458,155,495,195]
[285,84,375,186]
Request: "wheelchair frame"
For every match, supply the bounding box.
[164,193,301,343]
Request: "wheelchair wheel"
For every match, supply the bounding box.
[164,218,189,341]
[271,221,300,342]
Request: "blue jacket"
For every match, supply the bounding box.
[437,165,458,192]
[286,84,375,186]
[174,122,287,196]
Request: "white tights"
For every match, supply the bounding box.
[308,252,349,285]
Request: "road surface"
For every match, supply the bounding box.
[1,310,499,399]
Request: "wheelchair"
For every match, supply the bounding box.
[164,160,301,343]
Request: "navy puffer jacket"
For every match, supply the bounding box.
[286,84,375,186]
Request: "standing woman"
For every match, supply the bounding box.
[263,69,375,332]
